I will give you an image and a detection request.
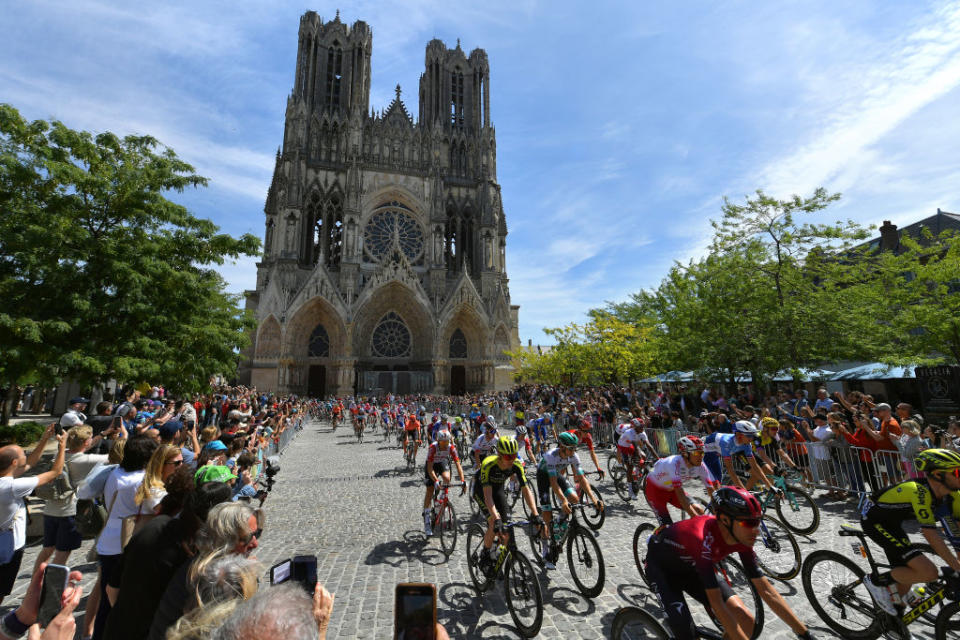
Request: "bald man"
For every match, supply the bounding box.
[0,423,66,604]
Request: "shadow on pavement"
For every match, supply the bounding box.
[617,581,653,606]
[363,530,448,567]
[544,583,595,617]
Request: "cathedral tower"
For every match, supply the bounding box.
[240,11,520,397]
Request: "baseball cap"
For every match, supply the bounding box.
[194,465,237,485]
[157,420,183,439]
[203,440,228,452]
[69,397,89,405]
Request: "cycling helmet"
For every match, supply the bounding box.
[915,448,960,474]
[734,420,759,435]
[578,419,592,431]
[711,486,762,520]
[542,413,552,423]
[677,435,704,453]
[630,418,644,429]
[496,436,519,455]
[454,416,463,424]
[558,432,579,447]
[760,416,780,430]
[485,415,497,428]
[515,425,527,436]
[437,430,451,442]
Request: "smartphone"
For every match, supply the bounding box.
[394,583,436,640]
[54,422,64,436]
[291,555,317,594]
[38,564,69,627]
[269,559,291,585]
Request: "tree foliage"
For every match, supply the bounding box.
[0,104,260,422]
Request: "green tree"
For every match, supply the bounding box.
[0,104,259,424]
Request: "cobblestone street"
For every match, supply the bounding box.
[245,420,942,639]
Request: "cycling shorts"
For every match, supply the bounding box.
[472,481,508,520]
[618,444,640,462]
[645,551,736,640]
[424,461,449,487]
[535,468,575,512]
[861,507,925,567]
[644,481,684,525]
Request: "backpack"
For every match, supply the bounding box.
[75,498,108,538]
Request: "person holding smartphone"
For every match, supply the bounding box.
[0,425,66,606]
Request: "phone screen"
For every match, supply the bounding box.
[270,559,291,585]
[38,564,69,627]
[394,584,436,640]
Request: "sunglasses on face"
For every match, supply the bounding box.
[245,528,263,544]
[737,518,761,529]
[165,459,183,466]
[500,454,517,461]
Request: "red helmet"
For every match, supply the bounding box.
[711,486,762,520]
[677,435,704,453]
[578,419,592,431]
[630,418,644,429]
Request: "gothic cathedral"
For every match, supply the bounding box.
[240,11,520,397]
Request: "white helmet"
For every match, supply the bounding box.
[734,420,759,435]
[437,430,451,442]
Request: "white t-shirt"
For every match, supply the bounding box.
[0,476,39,551]
[811,426,833,460]
[96,468,146,556]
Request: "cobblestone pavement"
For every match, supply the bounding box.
[250,420,947,639]
[5,419,944,638]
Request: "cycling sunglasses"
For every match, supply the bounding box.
[737,518,761,529]
[500,453,517,461]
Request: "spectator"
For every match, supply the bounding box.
[0,561,84,640]
[102,472,231,640]
[91,437,159,640]
[900,420,926,478]
[210,581,335,640]
[148,501,263,640]
[0,425,65,606]
[58,397,89,431]
[813,388,833,414]
[32,425,108,574]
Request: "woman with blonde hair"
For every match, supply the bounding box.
[135,444,182,510]
[165,556,262,640]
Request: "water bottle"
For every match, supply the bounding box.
[905,585,926,608]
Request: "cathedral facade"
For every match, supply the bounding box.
[240,11,520,397]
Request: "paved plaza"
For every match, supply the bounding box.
[1,419,945,638]
[250,420,943,639]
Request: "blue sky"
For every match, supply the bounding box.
[4,1,960,344]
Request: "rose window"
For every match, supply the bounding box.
[363,203,424,262]
[371,312,412,358]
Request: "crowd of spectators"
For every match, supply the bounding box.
[0,386,333,640]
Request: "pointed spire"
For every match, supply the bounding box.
[395,84,402,100]
[335,8,340,20]
[456,38,461,50]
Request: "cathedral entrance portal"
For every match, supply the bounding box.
[308,365,326,397]
[450,366,466,395]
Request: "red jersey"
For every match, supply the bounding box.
[565,429,594,452]
[650,515,761,589]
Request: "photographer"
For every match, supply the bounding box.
[0,562,83,640]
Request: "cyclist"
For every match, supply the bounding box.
[753,417,801,482]
[617,418,659,500]
[644,435,718,524]
[422,430,466,535]
[331,400,342,429]
[355,408,366,441]
[613,417,634,465]
[704,421,780,495]
[472,436,542,575]
[471,420,500,467]
[564,417,603,479]
[645,486,816,640]
[514,425,538,466]
[535,432,602,568]
[860,448,960,614]
[403,412,422,461]
[527,413,552,456]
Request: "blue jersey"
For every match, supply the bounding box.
[704,432,753,459]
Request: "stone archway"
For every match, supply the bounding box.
[284,297,349,395]
[440,305,490,393]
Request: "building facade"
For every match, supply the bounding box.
[240,11,520,397]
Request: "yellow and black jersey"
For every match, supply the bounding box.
[870,479,960,528]
[477,454,527,487]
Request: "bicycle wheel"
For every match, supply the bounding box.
[466,523,493,593]
[566,525,605,597]
[607,453,622,478]
[631,522,655,586]
[935,600,960,640]
[709,558,764,640]
[504,550,543,638]
[754,515,801,581]
[610,606,671,640]
[775,485,820,535]
[438,502,458,556]
[468,480,480,518]
[801,549,879,639]
[580,495,605,531]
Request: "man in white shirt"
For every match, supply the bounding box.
[59,396,89,430]
[0,424,66,605]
